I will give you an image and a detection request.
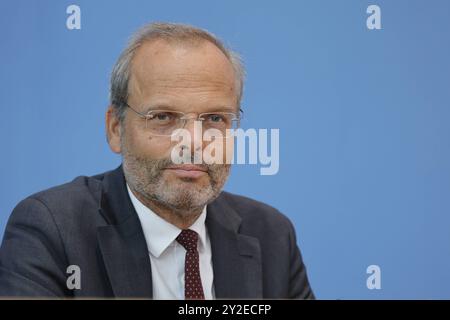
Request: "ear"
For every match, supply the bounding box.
[106,106,122,154]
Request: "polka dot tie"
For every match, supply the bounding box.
[176,229,205,300]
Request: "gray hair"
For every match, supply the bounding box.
[109,22,245,123]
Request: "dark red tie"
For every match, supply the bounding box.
[176,229,205,300]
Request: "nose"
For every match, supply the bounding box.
[181,117,204,161]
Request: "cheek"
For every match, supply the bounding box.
[224,136,234,164]
[123,125,174,160]
[205,136,234,164]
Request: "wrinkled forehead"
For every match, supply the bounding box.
[128,39,238,103]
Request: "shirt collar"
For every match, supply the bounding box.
[126,184,207,258]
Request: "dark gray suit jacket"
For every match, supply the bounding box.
[0,165,314,298]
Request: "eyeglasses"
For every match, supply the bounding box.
[124,102,243,137]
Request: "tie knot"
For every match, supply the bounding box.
[176,229,199,252]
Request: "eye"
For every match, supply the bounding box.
[149,112,175,122]
[156,113,169,120]
[206,114,225,122]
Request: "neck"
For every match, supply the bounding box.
[130,188,203,229]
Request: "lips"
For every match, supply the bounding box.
[165,165,208,179]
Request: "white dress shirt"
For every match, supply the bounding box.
[127,185,215,299]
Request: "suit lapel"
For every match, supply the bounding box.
[97,166,153,298]
[207,196,263,298]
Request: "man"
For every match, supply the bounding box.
[0,22,314,299]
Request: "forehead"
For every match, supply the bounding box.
[129,40,237,105]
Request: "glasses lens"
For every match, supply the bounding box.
[146,111,183,136]
[144,110,240,137]
[202,113,239,131]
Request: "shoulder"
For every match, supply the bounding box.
[26,167,115,207]
[29,171,105,205]
[217,191,295,234]
[9,169,112,226]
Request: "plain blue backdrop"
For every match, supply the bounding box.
[1,0,450,299]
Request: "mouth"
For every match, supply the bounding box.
[164,164,208,179]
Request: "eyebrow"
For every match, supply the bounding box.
[142,104,176,113]
[142,104,238,113]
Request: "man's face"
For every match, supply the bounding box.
[107,40,238,214]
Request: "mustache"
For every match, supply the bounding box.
[150,156,225,174]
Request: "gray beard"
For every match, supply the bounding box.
[122,147,230,217]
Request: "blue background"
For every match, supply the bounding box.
[1,0,449,299]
